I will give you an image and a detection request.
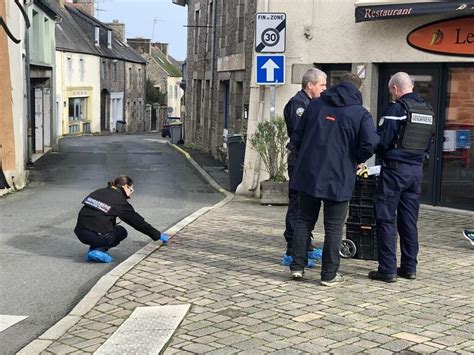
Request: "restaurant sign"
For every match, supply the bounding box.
[407,16,474,57]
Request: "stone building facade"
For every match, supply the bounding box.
[177,0,255,158]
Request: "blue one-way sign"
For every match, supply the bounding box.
[256,55,285,85]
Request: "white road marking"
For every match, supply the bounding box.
[144,138,168,144]
[0,315,28,332]
[94,305,190,355]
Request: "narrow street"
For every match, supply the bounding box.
[0,133,222,354]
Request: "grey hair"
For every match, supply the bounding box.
[388,72,414,90]
[302,68,327,89]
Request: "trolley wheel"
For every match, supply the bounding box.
[340,239,357,258]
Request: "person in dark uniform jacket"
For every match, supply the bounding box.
[290,73,379,286]
[369,72,431,282]
[74,175,169,263]
[282,68,327,267]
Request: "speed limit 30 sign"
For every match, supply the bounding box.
[255,13,286,53]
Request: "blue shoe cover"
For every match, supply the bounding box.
[308,248,323,260]
[281,254,315,268]
[281,254,293,266]
[86,249,113,263]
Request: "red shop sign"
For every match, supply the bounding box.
[407,16,474,57]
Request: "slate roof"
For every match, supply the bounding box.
[55,4,145,64]
[150,46,182,77]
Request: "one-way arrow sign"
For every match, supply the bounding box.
[256,55,285,85]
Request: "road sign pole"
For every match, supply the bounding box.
[270,85,275,121]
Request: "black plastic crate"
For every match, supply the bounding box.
[347,203,376,224]
[351,176,377,204]
[345,223,378,260]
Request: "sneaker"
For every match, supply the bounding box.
[368,270,397,283]
[320,273,345,287]
[308,248,322,260]
[281,254,316,268]
[86,249,113,263]
[397,268,416,280]
[292,270,304,280]
[463,229,474,246]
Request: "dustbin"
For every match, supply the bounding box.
[170,121,183,144]
[226,134,246,192]
[116,120,126,133]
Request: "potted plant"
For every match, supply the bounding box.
[249,116,289,205]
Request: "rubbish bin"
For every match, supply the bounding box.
[116,120,126,133]
[226,134,246,192]
[170,122,183,144]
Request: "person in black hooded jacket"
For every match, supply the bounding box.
[74,175,169,263]
[289,73,379,286]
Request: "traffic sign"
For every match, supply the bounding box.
[255,13,286,53]
[256,55,285,85]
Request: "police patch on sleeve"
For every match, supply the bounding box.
[296,108,305,117]
[378,118,385,126]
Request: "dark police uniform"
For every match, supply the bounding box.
[375,92,432,277]
[74,186,162,249]
[283,90,312,255]
[290,82,379,280]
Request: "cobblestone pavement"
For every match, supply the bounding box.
[40,196,474,354]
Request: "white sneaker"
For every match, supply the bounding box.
[292,271,304,280]
[320,273,345,287]
[463,230,474,246]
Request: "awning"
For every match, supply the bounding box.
[355,1,474,23]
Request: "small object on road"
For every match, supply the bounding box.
[281,254,316,268]
[463,229,474,246]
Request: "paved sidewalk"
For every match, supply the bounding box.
[31,194,474,354]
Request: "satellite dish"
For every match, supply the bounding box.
[167,107,174,114]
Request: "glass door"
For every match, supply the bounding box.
[378,64,442,205]
[440,66,474,210]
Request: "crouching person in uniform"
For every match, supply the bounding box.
[289,73,379,286]
[369,72,434,282]
[74,175,169,263]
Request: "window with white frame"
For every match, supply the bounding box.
[68,97,87,121]
[95,26,100,46]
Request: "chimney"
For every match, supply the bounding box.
[104,20,125,42]
[152,42,168,59]
[72,0,95,17]
[127,38,152,56]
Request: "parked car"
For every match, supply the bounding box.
[161,117,180,138]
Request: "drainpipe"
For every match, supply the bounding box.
[209,0,217,150]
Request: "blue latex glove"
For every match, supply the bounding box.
[308,248,323,260]
[160,233,169,244]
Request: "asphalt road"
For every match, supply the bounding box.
[0,133,222,354]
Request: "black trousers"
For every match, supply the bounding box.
[290,192,348,281]
[74,225,128,250]
[284,161,314,255]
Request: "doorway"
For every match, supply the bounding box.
[378,64,443,205]
[101,89,110,131]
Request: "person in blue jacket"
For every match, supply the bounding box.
[289,73,379,286]
[369,72,432,282]
[282,68,327,267]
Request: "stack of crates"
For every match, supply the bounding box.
[346,175,378,260]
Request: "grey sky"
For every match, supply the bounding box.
[97,0,188,61]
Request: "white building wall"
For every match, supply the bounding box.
[238,0,474,197]
[6,1,27,190]
[167,76,183,118]
[56,51,101,135]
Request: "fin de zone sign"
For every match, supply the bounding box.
[255,13,286,53]
[407,16,474,56]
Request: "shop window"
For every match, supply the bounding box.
[441,67,474,210]
[319,64,352,86]
[83,122,91,132]
[68,98,87,121]
[69,124,80,134]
